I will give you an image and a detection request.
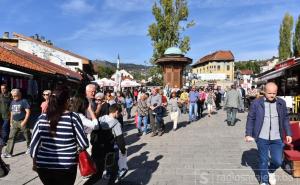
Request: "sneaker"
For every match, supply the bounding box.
[151,132,158,137]
[268,172,276,185]
[102,170,110,180]
[158,131,164,136]
[260,183,268,185]
[25,148,30,155]
[118,168,128,179]
[142,132,146,136]
[1,153,12,158]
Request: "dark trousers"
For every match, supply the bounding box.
[149,109,162,133]
[37,166,77,185]
[126,107,132,119]
[256,138,284,184]
[197,101,204,118]
[0,119,9,143]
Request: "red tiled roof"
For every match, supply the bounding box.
[193,50,234,67]
[240,69,253,75]
[0,43,82,81]
[13,32,90,63]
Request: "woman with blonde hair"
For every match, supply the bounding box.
[40,90,51,113]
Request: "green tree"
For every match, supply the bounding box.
[97,65,115,78]
[293,15,300,57]
[235,61,260,74]
[279,13,294,60]
[148,0,194,61]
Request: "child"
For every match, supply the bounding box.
[98,104,128,182]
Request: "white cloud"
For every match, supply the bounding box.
[62,18,149,41]
[61,0,95,14]
[103,0,153,11]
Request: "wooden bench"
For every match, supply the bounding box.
[283,121,300,177]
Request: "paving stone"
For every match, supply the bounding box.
[1,107,299,185]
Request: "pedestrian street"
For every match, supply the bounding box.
[1,108,299,185]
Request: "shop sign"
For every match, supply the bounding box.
[275,58,295,70]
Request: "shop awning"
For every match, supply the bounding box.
[0,66,33,78]
[0,43,82,81]
[259,67,287,81]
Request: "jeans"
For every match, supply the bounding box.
[138,115,148,133]
[256,138,284,184]
[5,120,31,155]
[126,107,132,119]
[181,103,187,114]
[0,119,10,143]
[189,103,198,121]
[226,107,238,125]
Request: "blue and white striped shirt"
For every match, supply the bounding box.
[30,112,89,169]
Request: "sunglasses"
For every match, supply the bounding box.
[43,94,49,96]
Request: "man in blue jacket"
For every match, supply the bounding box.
[245,82,292,185]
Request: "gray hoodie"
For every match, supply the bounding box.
[98,115,123,137]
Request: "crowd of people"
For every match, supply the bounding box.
[0,81,289,185]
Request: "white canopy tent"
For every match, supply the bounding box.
[121,79,141,88]
[92,78,118,87]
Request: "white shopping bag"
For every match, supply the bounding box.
[118,150,128,170]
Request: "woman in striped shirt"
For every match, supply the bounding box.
[30,87,88,185]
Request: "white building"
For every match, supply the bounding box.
[260,57,279,73]
[111,69,133,80]
[13,33,91,72]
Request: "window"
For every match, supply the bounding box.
[226,75,230,79]
[66,62,79,66]
[217,65,220,70]
[227,65,230,71]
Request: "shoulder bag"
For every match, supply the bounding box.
[70,113,97,177]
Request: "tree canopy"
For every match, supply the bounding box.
[279,13,294,60]
[96,65,115,79]
[235,61,260,74]
[148,0,194,61]
[293,15,300,57]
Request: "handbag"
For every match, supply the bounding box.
[78,150,97,177]
[70,113,97,177]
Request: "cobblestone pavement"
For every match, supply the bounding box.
[1,108,299,185]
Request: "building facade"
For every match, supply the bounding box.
[0,32,93,75]
[191,50,235,86]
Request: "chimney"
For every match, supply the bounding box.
[40,36,45,42]
[3,32,9,39]
[34,34,39,40]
